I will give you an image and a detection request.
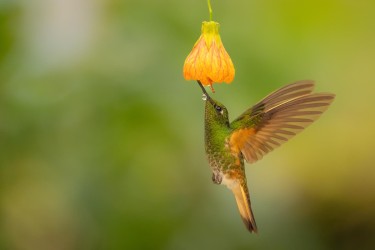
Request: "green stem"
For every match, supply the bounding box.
[207,0,213,21]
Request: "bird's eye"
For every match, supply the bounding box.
[215,105,222,112]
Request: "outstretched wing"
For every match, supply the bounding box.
[229,80,335,164]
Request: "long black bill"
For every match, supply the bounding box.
[197,80,212,102]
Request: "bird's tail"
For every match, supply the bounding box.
[231,181,258,233]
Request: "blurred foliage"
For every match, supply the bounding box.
[0,0,375,249]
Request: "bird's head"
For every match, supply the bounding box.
[197,81,230,126]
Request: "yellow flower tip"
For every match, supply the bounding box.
[201,21,221,47]
[183,21,235,88]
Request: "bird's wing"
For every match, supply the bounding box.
[229,80,335,164]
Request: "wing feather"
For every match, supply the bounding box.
[229,81,335,164]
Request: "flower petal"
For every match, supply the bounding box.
[183,21,235,87]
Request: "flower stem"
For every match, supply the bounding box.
[207,0,213,21]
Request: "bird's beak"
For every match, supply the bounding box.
[197,80,213,103]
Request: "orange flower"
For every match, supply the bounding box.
[183,21,235,91]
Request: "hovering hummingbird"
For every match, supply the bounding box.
[197,80,335,233]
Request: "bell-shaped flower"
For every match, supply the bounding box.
[183,21,235,91]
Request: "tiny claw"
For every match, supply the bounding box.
[211,172,222,184]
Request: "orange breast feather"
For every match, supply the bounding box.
[229,128,255,154]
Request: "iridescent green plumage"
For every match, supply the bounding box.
[198,80,335,233]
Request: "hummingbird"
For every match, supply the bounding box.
[197,80,335,233]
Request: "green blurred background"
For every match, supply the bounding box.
[1,0,374,249]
